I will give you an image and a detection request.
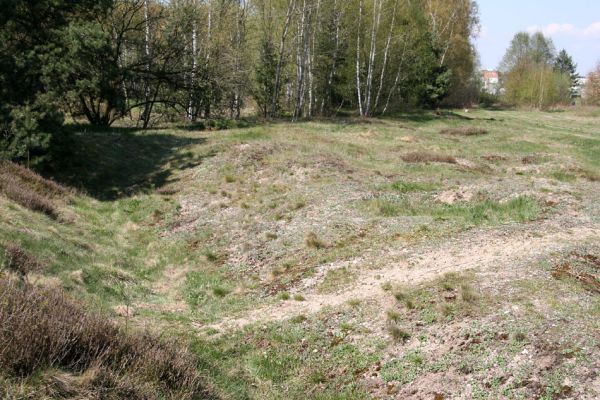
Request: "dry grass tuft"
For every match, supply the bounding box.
[0,278,209,399]
[305,232,327,249]
[401,152,457,164]
[0,161,71,218]
[387,324,410,343]
[1,243,45,278]
[439,127,488,136]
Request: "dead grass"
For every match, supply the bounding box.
[401,152,457,164]
[0,277,209,399]
[1,243,45,278]
[552,252,600,294]
[439,127,488,136]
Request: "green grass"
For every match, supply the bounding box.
[390,181,437,193]
[367,195,540,227]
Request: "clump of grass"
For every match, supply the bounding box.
[393,291,407,301]
[460,284,478,302]
[292,200,306,210]
[293,294,305,301]
[1,243,45,278]
[0,277,207,398]
[347,299,361,307]
[204,250,219,262]
[305,232,326,249]
[401,152,457,164]
[212,286,229,297]
[290,315,307,324]
[440,303,454,317]
[439,127,488,136]
[279,292,290,300]
[551,171,577,183]
[386,310,402,322]
[394,290,415,309]
[381,282,393,291]
[224,174,236,183]
[391,181,437,193]
[387,324,411,342]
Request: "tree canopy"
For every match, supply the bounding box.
[1,0,481,161]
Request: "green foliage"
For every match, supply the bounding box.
[503,63,571,109]
[554,49,580,98]
[0,0,111,160]
[500,32,556,73]
[254,39,279,118]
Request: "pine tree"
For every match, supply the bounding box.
[554,49,581,98]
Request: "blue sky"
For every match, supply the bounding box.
[475,0,600,74]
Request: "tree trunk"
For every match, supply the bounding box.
[271,0,297,117]
[364,0,382,116]
[140,0,152,128]
[187,0,198,121]
[373,0,397,113]
[356,0,364,116]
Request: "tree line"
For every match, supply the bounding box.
[0,0,480,161]
[498,31,586,109]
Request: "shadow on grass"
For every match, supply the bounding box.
[42,125,212,200]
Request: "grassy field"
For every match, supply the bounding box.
[1,109,600,399]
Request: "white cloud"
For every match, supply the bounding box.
[583,22,600,36]
[527,22,600,38]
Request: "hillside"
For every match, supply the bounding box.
[1,109,600,399]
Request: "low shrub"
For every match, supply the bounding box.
[0,161,70,218]
[0,277,210,399]
[1,243,44,277]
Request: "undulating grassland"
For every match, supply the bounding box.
[1,109,600,399]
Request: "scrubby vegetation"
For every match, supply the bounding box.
[0,277,209,399]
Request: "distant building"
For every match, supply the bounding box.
[481,70,500,95]
[576,77,588,99]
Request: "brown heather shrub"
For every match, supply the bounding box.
[1,243,44,277]
[0,161,70,218]
[439,127,488,136]
[1,161,69,198]
[0,278,212,399]
[401,152,457,164]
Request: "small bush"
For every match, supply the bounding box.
[1,243,44,277]
[401,152,457,164]
[439,127,488,136]
[0,278,208,399]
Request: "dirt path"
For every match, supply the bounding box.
[204,223,600,332]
